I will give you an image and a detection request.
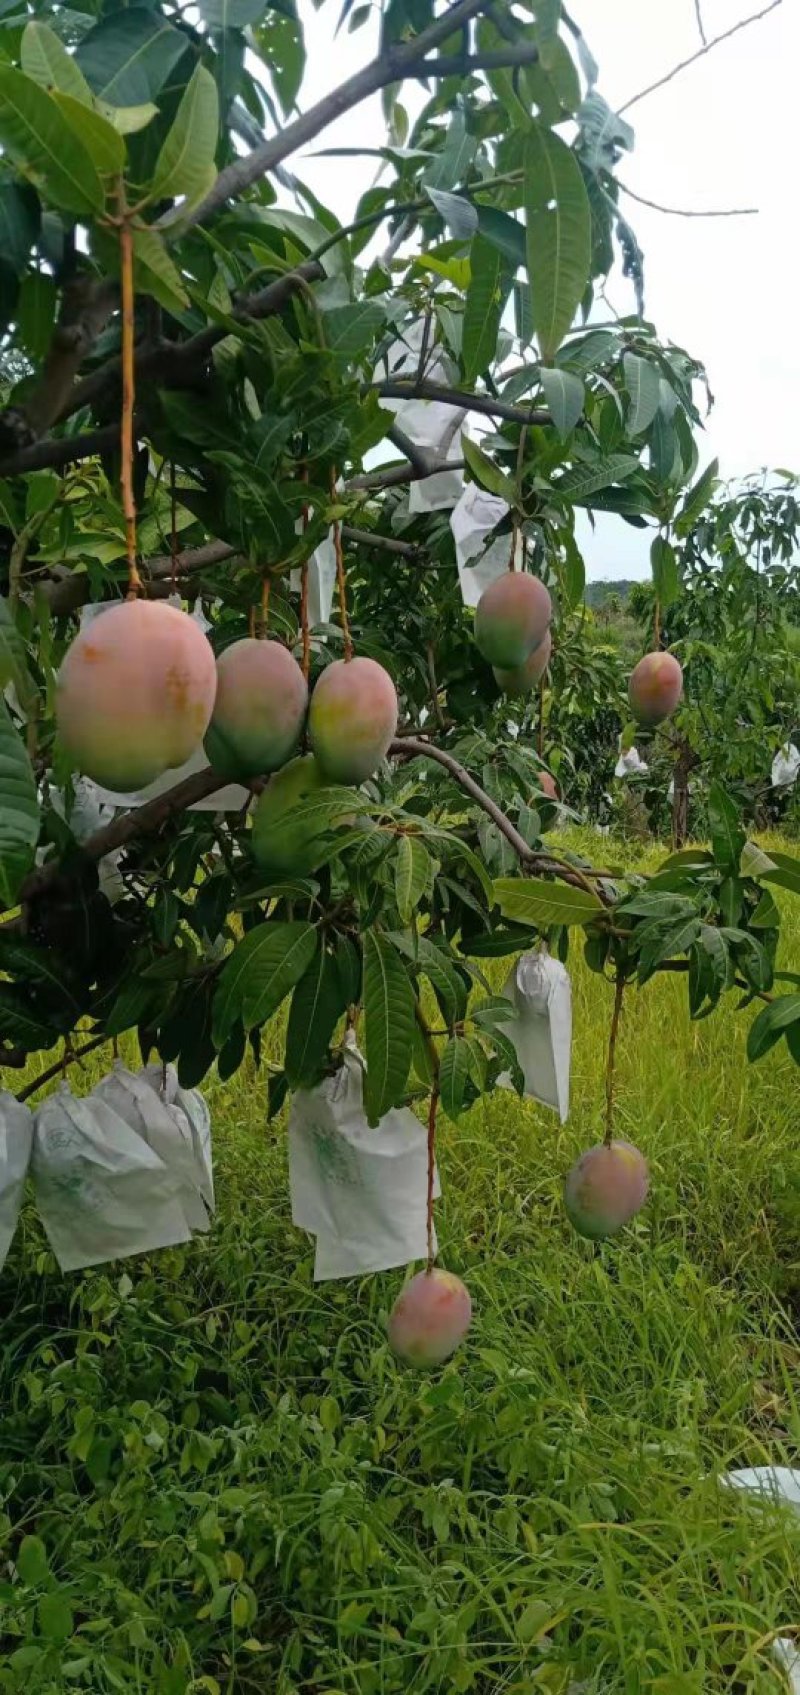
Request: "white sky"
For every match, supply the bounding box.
[292,0,798,578]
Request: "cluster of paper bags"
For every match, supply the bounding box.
[0,1062,213,1273]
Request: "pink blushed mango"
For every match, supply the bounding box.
[493,628,552,696]
[309,655,398,784]
[564,1140,649,1240]
[388,1268,472,1368]
[628,651,683,727]
[475,573,551,669]
[204,638,307,780]
[56,600,217,791]
[536,769,558,800]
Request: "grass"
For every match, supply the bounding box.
[1,831,800,1692]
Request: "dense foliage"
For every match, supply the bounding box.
[0,0,798,1125]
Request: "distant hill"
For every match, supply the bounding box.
[585,579,638,608]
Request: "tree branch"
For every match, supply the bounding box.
[0,423,120,479]
[371,380,550,427]
[0,277,117,456]
[619,0,783,114]
[184,0,495,231]
[42,538,238,617]
[617,181,757,218]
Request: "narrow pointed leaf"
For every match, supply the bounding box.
[463,234,509,384]
[524,121,591,360]
[0,698,39,910]
[0,64,104,215]
[494,875,603,927]
[212,921,317,1046]
[362,931,415,1126]
[540,366,584,437]
[394,835,431,924]
[151,63,219,204]
[623,351,661,437]
[21,23,93,103]
[285,943,347,1086]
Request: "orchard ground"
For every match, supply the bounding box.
[2,829,800,1694]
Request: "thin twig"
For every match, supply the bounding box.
[118,189,141,599]
[16,1034,108,1104]
[617,181,757,218]
[694,0,707,45]
[426,1082,439,1271]
[331,469,352,661]
[619,0,783,113]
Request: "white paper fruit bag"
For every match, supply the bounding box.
[289,1040,440,1280]
[94,1061,212,1233]
[498,951,571,1122]
[0,1092,34,1271]
[32,1084,191,1271]
[140,1063,214,1216]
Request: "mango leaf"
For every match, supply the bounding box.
[199,0,265,23]
[324,301,386,366]
[76,10,187,106]
[461,435,516,503]
[0,184,40,277]
[675,456,719,536]
[212,921,317,1046]
[362,930,415,1126]
[426,187,477,241]
[494,875,603,928]
[476,204,525,270]
[623,351,661,437]
[21,22,93,103]
[463,234,508,384]
[52,92,126,174]
[423,111,477,192]
[555,453,639,503]
[132,226,190,312]
[747,994,800,1063]
[151,63,219,205]
[394,835,431,925]
[650,535,679,608]
[392,931,468,1025]
[0,985,57,1051]
[256,11,306,116]
[285,943,347,1087]
[439,1034,473,1122]
[0,64,105,215]
[524,121,591,361]
[97,101,159,135]
[17,271,56,361]
[0,698,38,909]
[540,366,584,438]
[708,781,745,875]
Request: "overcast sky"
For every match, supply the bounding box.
[293,0,797,578]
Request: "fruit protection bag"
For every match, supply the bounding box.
[93,1062,212,1234]
[614,743,649,778]
[288,1039,440,1280]
[32,1084,191,1270]
[771,743,800,788]
[718,1467,800,1692]
[140,1063,214,1216]
[450,482,524,608]
[498,951,572,1123]
[0,1091,34,1271]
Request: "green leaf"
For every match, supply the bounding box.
[650,536,679,608]
[97,101,159,136]
[426,187,478,241]
[494,875,603,928]
[0,985,57,1050]
[540,366,584,438]
[16,1535,49,1586]
[461,435,516,503]
[675,457,719,536]
[623,351,661,437]
[0,183,40,276]
[256,11,306,116]
[746,995,800,1063]
[21,23,93,103]
[324,301,385,365]
[439,1035,472,1122]
[131,226,190,312]
[707,781,745,876]
[650,411,677,484]
[0,64,105,215]
[285,944,346,1087]
[463,234,508,384]
[362,931,415,1126]
[17,270,57,360]
[212,921,317,1047]
[750,888,780,930]
[555,453,639,503]
[38,1593,74,1643]
[423,111,477,193]
[151,63,219,205]
[394,836,431,925]
[0,698,38,909]
[52,92,126,174]
[77,10,187,106]
[524,121,591,361]
[475,204,525,270]
[199,0,265,23]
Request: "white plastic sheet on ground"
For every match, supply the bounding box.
[0,1092,34,1271]
[497,951,571,1122]
[32,1084,191,1270]
[772,744,800,789]
[140,1062,214,1218]
[615,743,649,778]
[719,1466,800,1692]
[449,482,523,607]
[94,1062,212,1234]
[288,1039,440,1280]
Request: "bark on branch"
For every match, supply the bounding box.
[0,277,117,456]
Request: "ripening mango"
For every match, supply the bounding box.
[537,769,558,800]
[204,638,307,780]
[56,600,217,791]
[250,752,331,877]
[628,651,683,727]
[388,1267,472,1368]
[309,655,398,784]
[564,1140,649,1240]
[475,572,551,669]
[493,628,552,696]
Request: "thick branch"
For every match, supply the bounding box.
[184,0,494,230]
[371,380,550,427]
[342,524,431,560]
[0,423,120,479]
[42,538,238,617]
[0,278,117,455]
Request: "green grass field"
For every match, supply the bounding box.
[2,832,800,1693]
